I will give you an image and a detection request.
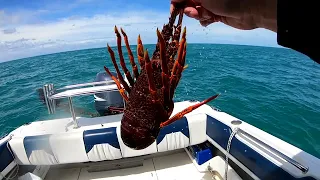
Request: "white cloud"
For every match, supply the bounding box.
[0,10,278,62]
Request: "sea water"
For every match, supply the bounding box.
[0,44,319,158]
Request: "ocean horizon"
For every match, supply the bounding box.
[0,42,283,64]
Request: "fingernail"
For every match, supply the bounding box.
[185,9,192,15]
[185,9,197,19]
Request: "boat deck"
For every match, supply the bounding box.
[45,150,215,180]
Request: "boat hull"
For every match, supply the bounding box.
[1,101,319,180]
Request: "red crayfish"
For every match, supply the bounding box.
[104,5,219,149]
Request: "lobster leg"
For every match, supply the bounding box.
[107,44,131,94]
[137,35,145,71]
[144,50,160,103]
[170,27,186,100]
[174,42,187,88]
[160,94,220,128]
[167,10,184,64]
[173,10,184,44]
[120,28,139,80]
[108,106,124,113]
[104,66,129,102]
[156,29,170,106]
[114,26,135,87]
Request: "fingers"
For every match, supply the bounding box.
[170,0,200,15]
[199,14,222,27]
[170,0,185,14]
[196,6,215,20]
[170,0,218,27]
[170,4,199,19]
[170,4,174,14]
[200,19,216,27]
[184,7,199,19]
[171,0,185,2]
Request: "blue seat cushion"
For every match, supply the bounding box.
[157,117,189,144]
[0,140,14,172]
[24,135,54,158]
[83,127,120,153]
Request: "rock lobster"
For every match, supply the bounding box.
[103,5,220,150]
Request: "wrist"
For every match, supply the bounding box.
[251,0,277,32]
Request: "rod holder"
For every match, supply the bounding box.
[48,84,56,113]
[43,84,55,114]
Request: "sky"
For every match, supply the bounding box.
[0,0,278,62]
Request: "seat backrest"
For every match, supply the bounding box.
[9,130,89,165]
[9,135,58,165]
[156,117,190,152]
[83,127,122,162]
[186,113,207,146]
[8,136,29,165]
[50,131,88,164]
[0,138,15,179]
[24,134,57,165]
[116,124,158,158]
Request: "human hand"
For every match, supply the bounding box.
[170,0,277,32]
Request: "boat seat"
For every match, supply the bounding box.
[186,113,207,146]
[116,124,158,158]
[7,111,208,165]
[9,136,30,165]
[9,131,89,165]
[83,127,122,162]
[24,135,57,165]
[156,117,190,152]
[50,131,88,164]
[0,139,15,178]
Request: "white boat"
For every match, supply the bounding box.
[0,71,319,180]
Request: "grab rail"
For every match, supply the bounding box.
[56,80,115,91]
[238,129,309,174]
[42,80,123,129]
[50,85,119,99]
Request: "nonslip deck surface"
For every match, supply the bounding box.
[45,151,212,180]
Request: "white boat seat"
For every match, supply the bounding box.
[7,112,208,166]
[83,127,122,162]
[23,135,57,165]
[116,124,158,158]
[156,117,190,152]
[186,113,207,146]
[50,131,89,164]
[9,136,29,165]
[10,131,89,165]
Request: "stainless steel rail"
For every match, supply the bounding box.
[56,80,115,91]
[68,97,78,128]
[50,86,119,100]
[42,80,122,129]
[238,129,309,174]
[43,84,56,114]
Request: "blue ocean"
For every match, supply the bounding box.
[0,44,319,158]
